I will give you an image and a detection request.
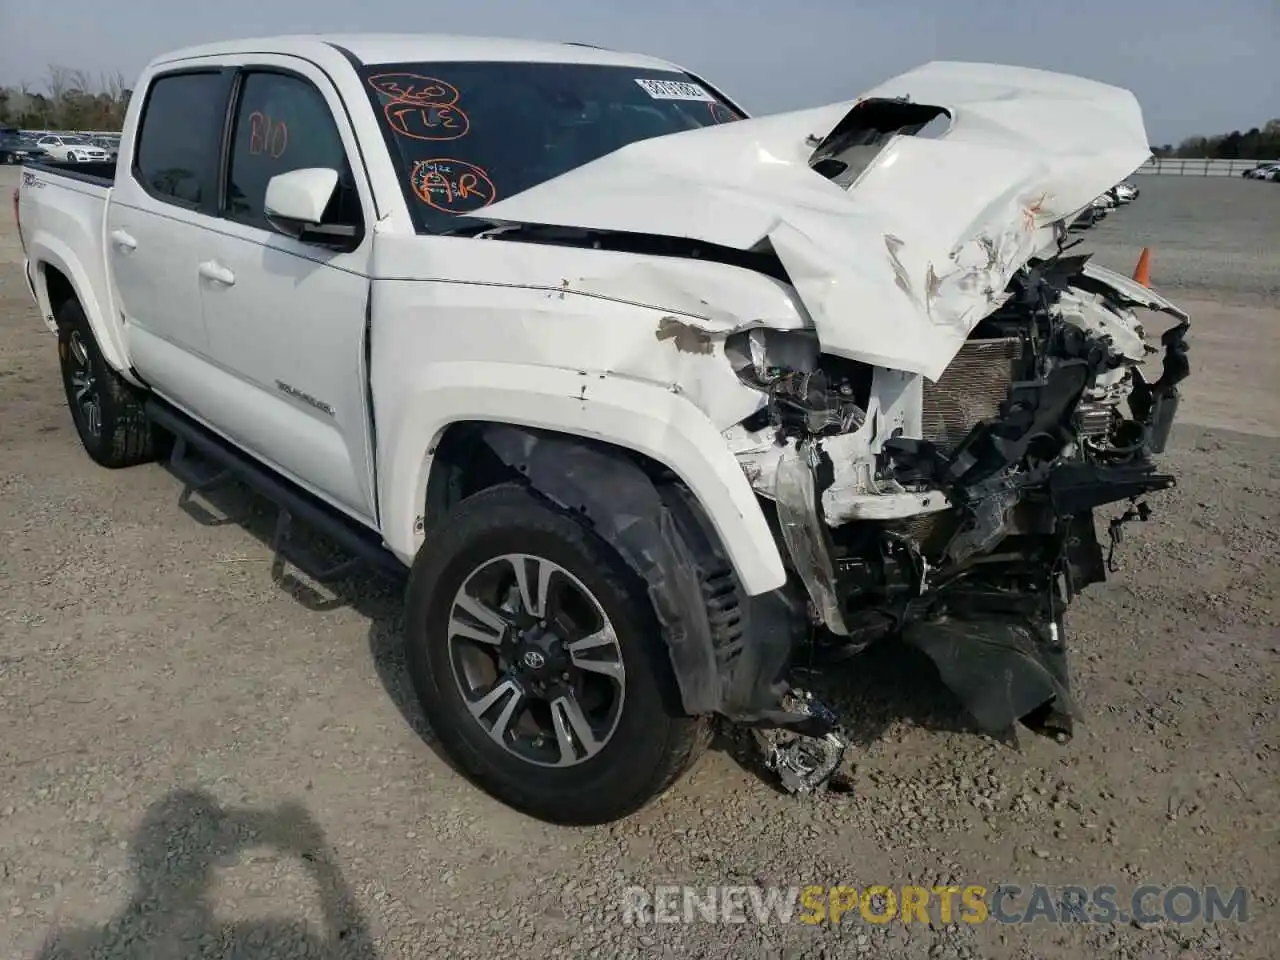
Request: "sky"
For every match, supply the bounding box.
[0,0,1276,144]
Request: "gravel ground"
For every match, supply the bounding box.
[1,168,1278,959]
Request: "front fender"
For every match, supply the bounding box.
[376,361,787,596]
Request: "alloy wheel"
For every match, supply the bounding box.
[67,331,101,438]
[446,553,626,768]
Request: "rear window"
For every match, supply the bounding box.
[359,61,744,234]
[134,71,229,208]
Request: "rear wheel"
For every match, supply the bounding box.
[404,483,709,824]
[56,297,162,468]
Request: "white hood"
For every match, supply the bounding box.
[471,61,1152,380]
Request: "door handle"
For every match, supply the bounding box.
[110,229,137,252]
[198,261,236,286]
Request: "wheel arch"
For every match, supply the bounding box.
[30,241,139,386]
[417,420,798,718]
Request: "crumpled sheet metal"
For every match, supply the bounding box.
[472,61,1153,382]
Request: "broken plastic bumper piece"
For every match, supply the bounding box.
[750,691,848,794]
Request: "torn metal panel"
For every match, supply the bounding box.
[472,61,1152,380]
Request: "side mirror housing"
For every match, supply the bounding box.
[263,167,341,240]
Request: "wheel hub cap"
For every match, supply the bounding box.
[445,553,626,768]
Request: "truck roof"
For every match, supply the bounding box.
[151,34,686,73]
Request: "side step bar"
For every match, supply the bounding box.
[145,399,406,584]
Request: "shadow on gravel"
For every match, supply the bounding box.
[34,789,377,959]
[157,469,451,765]
[157,464,990,796]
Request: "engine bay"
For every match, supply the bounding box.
[721,250,1191,751]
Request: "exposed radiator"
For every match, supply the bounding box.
[921,337,1023,450]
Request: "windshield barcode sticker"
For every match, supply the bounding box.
[634,78,716,102]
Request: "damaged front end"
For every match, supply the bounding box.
[458,60,1188,791]
[723,251,1190,759]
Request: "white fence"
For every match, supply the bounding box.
[1137,157,1279,177]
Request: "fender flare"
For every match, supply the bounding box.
[28,232,138,384]
[375,362,787,596]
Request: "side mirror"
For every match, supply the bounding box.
[263,167,344,240]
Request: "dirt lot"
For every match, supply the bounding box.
[1,169,1277,960]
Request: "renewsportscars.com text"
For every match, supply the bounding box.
[621,884,1250,926]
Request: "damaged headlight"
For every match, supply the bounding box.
[725,328,872,440]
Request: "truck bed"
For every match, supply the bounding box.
[17,159,116,351]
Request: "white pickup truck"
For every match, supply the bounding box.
[16,34,1191,824]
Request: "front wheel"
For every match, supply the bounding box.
[404,483,710,824]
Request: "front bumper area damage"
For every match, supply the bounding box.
[466,62,1187,793]
[725,253,1189,774]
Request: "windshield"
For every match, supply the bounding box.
[360,61,744,233]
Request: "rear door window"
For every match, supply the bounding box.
[133,71,230,208]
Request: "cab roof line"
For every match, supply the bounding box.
[326,42,364,69]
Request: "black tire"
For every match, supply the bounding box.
[56,297,162,468]
[404,483,710,825]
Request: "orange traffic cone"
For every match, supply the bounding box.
[1132,247,1152,287]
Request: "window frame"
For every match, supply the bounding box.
[218,65,367,247]
[130,67,237,215]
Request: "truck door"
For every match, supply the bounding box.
[106,69,234,386]
[190,60,378,523]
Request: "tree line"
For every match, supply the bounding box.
[1151,119,1280,160]
[0,67,131,131]
[3,65,1279,160]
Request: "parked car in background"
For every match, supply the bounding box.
[0,135,47,165]
[1108,181,1138,203]
[35,134,111,163]
[89,136,121,161]
[1242,163,1280,180]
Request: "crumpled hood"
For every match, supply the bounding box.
[472,61,1152,381]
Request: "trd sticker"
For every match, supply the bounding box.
[634,78,716,102]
